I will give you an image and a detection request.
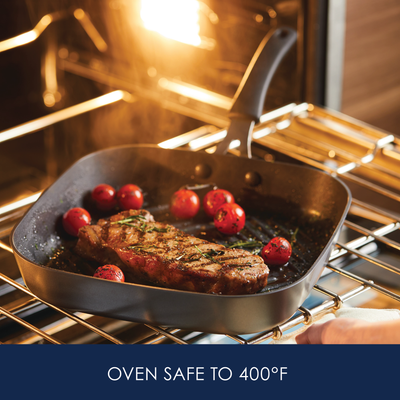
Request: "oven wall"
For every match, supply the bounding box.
[0,0,331,196]
[1,0,311,178]
[341,0,400,136]
[0,1,49,204]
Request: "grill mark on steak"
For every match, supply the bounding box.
[74,209,269,295]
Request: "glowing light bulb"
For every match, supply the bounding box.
[140,0,201,47]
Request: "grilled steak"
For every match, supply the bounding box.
[74,209,269,295]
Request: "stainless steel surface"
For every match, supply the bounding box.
[325,0,347,111]
[1,103,400,344]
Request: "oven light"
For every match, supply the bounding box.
[140,0,201,47]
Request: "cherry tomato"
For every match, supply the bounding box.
[261,237,292,265]
[117,184,144,210]
[62,207,91,236]
[203,189,235,218]
[170,189,200,219]
[214,203,245,235]
[91,183,117,210]
[93,265,125,282]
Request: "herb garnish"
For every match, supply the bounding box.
[194,245,223,264]
[129,244,161,255]
[138,223,170,233]
[111,214,146,227]
[226,240,263,249]
[146,226,170,233]
[290,227,299,245]
[112,215,170,233]
[137,222,148,232]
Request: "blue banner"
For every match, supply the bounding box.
[0,344,398,399]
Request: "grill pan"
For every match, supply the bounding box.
[11,27,351,334]
[11,145,350,334]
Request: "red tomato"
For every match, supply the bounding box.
[62,207,91,236]
[91,183,117,210]
[214,203,245,235]
[261,237,292,265]
[203,189,235,217]
[170,189,200,219]
[117,184,144,210]
[93,265,125,282]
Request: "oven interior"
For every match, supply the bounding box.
[1,0,400,344]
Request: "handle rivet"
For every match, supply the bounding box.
[194,163,212,179]
[245,171,261,186]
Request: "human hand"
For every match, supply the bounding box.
[295,318,370,344]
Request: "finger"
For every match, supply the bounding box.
[295,329,311,344]
[295,324,324,344]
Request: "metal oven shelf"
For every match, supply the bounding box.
[1,103,400,344]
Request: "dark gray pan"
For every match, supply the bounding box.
[11,27,351,334]
[11,145,351,334]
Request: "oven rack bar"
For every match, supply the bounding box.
[0,264,125,344]
[0,303,63,344]
[242,284,373,345]
[0,91,132,144]
[0,8,107,54]
[1,195,400,344]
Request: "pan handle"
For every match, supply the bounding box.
[215,27,297,156]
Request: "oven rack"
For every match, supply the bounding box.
[1,103,400,344]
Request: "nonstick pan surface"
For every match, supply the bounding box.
[11,145,351,334]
